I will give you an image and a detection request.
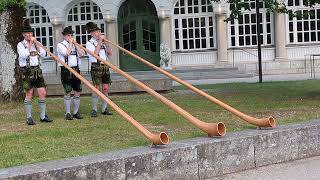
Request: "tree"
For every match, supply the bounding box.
[0,0,26,102]
[212,0,320,21]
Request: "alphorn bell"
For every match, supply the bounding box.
[103,38,275,128]
[33,40,169,145]
[73,41,226,137]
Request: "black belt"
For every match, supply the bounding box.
[61,66,78,68]
[20,65,39,68]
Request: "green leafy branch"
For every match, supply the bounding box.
[0,0,25,13]
[211,0,320,21]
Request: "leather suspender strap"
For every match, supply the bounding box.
[22,41,31,68]
[90,40,99,65]
[61,42,79,66]
[61,42,69,65]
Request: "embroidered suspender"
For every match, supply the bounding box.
[90,39,109,65]
[89,40,99,65]
[22,41,31,68]
[61,42,79,66]
[22,41,40,68]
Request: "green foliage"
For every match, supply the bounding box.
[212,0,320,21]
[0,0,25,12]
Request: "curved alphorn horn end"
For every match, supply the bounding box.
[256,116,276,128]
[206,122,226,137]
[151,132,169,145]
[266,116,276,128]
[159,132,170,145]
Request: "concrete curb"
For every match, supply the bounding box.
[1,120,319,180]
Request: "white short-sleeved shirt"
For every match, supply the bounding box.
[86,38,109,63]
[17,40,46,67]
[57,40,81,67]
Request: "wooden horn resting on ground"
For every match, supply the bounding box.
[34,41,169,145]
[104,38,275,128]
[73,41,226,137]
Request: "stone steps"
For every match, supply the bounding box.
[44,67,253,96]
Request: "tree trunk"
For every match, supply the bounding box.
[0,6,25,103]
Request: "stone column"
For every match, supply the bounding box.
[159,12,172,49]
[158,10,172,69]
[52,24,64,54]
[51,19,64,75]
[274,12,287,60]
[105,16,119,67]
[215,11,228,63]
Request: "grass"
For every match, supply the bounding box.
[1,80,320,168]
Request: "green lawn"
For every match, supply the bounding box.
[1,80,320,168]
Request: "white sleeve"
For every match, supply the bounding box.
[17,42,30,59]
[86,42,96,62]
[57,43,67,57]
[38,46,47,57]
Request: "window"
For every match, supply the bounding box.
[123,21,137,51]
[66,1,106,45]
[287,0,320,44]
[229,0,273,47]
[25,4,54,54]
[143,20,157,52]
[173,0,214,51]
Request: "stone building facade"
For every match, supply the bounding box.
[25,0,320,74]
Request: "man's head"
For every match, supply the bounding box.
[22,19,33,41]
[62,27,75,42]
[22,32,33,41]
[90,29,101,39]
[85,22,101,39]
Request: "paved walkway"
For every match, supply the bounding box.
[210,156,320,180]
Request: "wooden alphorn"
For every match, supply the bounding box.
[34,40,169,145]
[74,41,226,137]
[103,38,275,128]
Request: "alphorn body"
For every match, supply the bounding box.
[34,40,169,145]
[103,38,275,128]
[74,41,226,137]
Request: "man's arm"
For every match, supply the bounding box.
[17,42,30,59]
[86,41,97,62]
[57,43,68,56]
[105,43,112,56]
[31,38,46,57]
[76,46,85,57]
[94,39,102,55]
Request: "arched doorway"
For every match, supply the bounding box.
[118,0,160,71]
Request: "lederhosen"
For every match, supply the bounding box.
[60,42,82,93]
[90,40,111,85]
[21,41,46,92]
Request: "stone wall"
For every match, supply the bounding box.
[235,59,316,75]
[0,119,319,179]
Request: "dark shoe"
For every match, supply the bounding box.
[91,110,97,117]
[65,113,73,120]
[102,110,113,115]
[73,112,83,119]
[40,115,52,122]
[26,117,36,125]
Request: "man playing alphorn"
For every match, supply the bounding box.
[85,22,113,117]
[57,27,85,120]
[17,19,52,125]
